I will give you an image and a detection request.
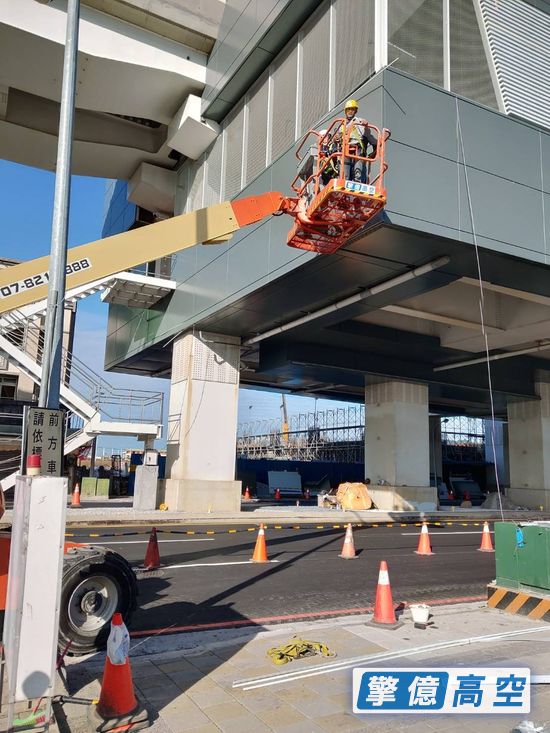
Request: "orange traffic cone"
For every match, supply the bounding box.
[251,523,269,563]
[274,488,281,501]
[71,483,82,508]
[88,613,149,732]
[415,522,434,555]
[339,523,358,559]
[243,485,251,500]
[478,521,494,552]
[372,561,398,625]
[141,527,161,570]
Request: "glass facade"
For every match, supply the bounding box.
[102,180,137,238]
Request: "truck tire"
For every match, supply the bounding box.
[59,545,137,656]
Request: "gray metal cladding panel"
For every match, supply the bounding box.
[460,167,545,257]
[480,0,550,129]
[384,143,459,232]
[333,0,375,105]
[545,192,550,263]
[450,0,498,110]
[383,72,458,159]
[388,0,444,87]
[541,131,550,195]
[187,159,205,212]
[456,99,543,190]
[271,44,298,161]
[300,4,331,134]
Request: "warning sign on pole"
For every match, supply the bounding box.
[22,406,65,476]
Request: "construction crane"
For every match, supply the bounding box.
[0,118,390,655]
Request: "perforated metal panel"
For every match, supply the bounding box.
[388,0,444,87]
[450,0,498,109]
[300,5,330,133]
[480,0,550,126]
[187,158,204,212]
[271,44,298,161]
[333,0,375,104]
[174,164,189,216]
[224,104,245,199]
[245,72,269,185]
[204,134,223,206]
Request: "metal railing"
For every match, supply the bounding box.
[0,318,163,425]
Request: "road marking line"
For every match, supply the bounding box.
[86,538,216,545]
[165,559,280,569]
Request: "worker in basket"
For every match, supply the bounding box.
[325,99,378,184]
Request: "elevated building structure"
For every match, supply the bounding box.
[2,0,550,511]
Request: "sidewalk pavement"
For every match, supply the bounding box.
[1,496,545,528]
[56,602,550,733]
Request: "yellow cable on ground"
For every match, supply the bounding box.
[267,637,336,665]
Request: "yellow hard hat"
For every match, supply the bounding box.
[344,98,359,110]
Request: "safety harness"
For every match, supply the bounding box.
[266,637,336,665]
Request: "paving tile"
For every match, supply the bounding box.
[160,701,210,730]
[230,687,286,714]
[256,702,307,728]
[276,686,320,705]
[185,684,235,709]
[271,721,327,733]
[314,711,370,732]
[210,714,272,733]
[156,659,200,674]
[185,725,223,733]
[201,700,252,725]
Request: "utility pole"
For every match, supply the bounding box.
[38,0,80,409]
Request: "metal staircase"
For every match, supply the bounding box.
[0,272,171,490]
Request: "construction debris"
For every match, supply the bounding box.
[267,637,335,665]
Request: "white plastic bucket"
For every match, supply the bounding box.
[410,604,430,624]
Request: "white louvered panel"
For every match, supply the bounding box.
[187,158,204,213]
[245,72,269,185]
[224,104,245,199]
[300,4,331,133]
[271,44,298,161]
[204,135,223,206]
[450,0,498,109]
[479,0,550,129]
[333,0,375,104]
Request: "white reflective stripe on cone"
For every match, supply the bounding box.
[378,570,390,585]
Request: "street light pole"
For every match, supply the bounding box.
[38,0,80,409]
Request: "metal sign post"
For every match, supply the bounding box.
[38,0,80,411]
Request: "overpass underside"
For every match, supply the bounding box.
[105,70,550,512]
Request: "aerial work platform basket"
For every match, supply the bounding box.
[285,118,390,254]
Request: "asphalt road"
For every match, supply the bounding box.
[66,521,497,637]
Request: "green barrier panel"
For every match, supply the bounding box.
[81,477,97,497]
[495,521,550,592]
[96,478,110,497]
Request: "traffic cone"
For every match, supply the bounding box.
[372,561,397,625]
[71,483,82,508]
[415,522,434,555]
[141,527,161,570]
[339,523,358,559]
[88,614,149,732]
[251,523,269,563]
[243,485,251,501]
[478,521,494,552]
[274,488,281,501]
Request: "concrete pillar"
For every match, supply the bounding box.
[484,419,509,490]
[429,415,443,482]
[365,381,436,510]
[163,331,241,512]
[508,373,550,509]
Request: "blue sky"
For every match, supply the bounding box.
[0,160,357,453]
